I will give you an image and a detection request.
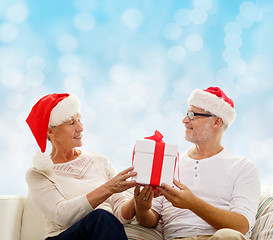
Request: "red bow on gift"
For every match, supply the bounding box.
[144,130,164,143]
[145,130,165,190]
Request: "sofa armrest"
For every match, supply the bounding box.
[0,195,25,240]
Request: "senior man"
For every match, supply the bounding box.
[134,87,260,240]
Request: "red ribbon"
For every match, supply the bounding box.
[145,130,165,187]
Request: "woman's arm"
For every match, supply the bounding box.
[26,169,92,227]
[26,167,137,227]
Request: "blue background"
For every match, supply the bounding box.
[0,0,272,194]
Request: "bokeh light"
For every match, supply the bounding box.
[175,9,191,26]
[27,56,46,71]
[164,23,181,40]
[6,2,28,23]
[224,22,242,35]
[193,0,212,11]
[190,8,208,25]
[0,22,18,42]
[185,34,203,52]
[122,8,143,29]
[240,1,263,22]
[57,34,79,53]
[73,12,96,32]
[27,70,44,86]
[224,33,242,49]
[168,45,186,63]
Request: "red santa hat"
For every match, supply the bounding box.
[187,87,236,126]
[26,93,81,153]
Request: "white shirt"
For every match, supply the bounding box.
[152,148,260,240]
[26,152,132,239]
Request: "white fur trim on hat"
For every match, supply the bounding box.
[188,89,236,126]
[49,94,80,126]
[32,150,54,175]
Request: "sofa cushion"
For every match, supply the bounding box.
[124,219,163,240]
[20,194,45,240]
[251,195,273,240]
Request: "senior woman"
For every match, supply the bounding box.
[26,93,137,240]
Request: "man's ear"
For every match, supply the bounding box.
[213,117,223,128]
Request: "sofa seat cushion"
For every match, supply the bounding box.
[124,219,163,240]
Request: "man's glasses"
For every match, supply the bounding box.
[185,111,215,120]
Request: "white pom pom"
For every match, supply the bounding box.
[32,150,54,174]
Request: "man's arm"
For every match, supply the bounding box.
[159,179,249,235]
[134,185,160,228]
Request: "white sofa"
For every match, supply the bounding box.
[1,185,273,240]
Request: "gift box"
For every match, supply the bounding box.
[132,130,178,187]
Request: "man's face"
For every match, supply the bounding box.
[182,106,214,144]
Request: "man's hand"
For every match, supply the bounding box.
[158,178,196,210]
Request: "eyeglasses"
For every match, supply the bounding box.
[185,111,215,120]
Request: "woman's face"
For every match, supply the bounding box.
[49,113,83,150]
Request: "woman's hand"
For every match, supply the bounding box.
[134,185,154,212]
[133,185,160,228]
[104,167,137,194]
[86,167,137,209]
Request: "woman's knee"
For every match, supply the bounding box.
[85,209,127,239]
[89,209,110,218]
[210,228,246,240]
[85,209,116,224]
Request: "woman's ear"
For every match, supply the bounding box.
[47,127,54,140]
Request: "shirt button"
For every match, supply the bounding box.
[196,161,199,164]
[194,167,197,170]
[195,174,198,177]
